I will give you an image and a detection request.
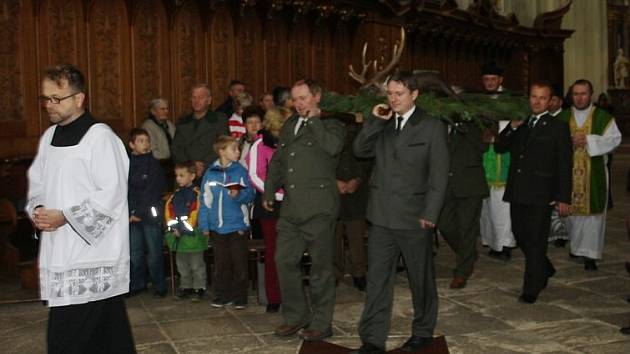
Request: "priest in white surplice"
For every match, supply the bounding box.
[557,79,622,271]
[27,65,135,354]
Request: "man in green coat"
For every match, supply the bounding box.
[438,122,489,289]
[171,83,229,176]
[263,79,344,341]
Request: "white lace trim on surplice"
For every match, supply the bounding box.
[64,199,114,246]
[40,262,129,303]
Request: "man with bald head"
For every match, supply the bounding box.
[172,84,229,177]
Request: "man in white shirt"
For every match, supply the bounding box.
[27,65,135,354]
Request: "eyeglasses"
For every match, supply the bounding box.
[38,92,81,105]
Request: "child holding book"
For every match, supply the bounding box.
[199,135,255,309]
[164,161,208,301]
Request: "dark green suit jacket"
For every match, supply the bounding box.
[264,115,345,223]
[171,110,229,164]
[446,122,490,198]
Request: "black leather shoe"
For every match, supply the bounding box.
[353,276,367,291]
[488,249,503,259]
[584,258,598,271]
[518,293,538,304]
[543,266,556,289]
[501,248,512,261]
[621,326,630,335]
[349,342,386,354]
[401,335,433,352]
[553,239,567,248]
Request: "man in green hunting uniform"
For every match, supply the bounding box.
[263,79,344,341]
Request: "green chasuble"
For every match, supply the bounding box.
[483,144,510,188]
[557,107,613,215]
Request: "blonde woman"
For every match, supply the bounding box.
[245,108,285,312]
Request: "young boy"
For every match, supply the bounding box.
[199,135,255,309]
[128,128,167,297]
[164,161,208,301]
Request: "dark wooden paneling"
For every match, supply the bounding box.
[87,0,129,130]
[265,16,290,91]
[171,0,205,119]
[208,4,235,109]
[0,0,572,158]
[132,0,170,126]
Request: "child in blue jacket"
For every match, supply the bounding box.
[199,135,255,309]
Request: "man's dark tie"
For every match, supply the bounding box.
[295,119,305,134]
[396,116,403,134]
[528,116,538,128]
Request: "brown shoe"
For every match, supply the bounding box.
[299,328,333,341]
[450,276,467,289]
[274,323,307,337]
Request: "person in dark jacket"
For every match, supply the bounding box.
[438,121,489,289]
[216,80,246,117]
[171,84,229,181]
[335,122,371,291]
[128,128,167,297]
[494,82,573,304]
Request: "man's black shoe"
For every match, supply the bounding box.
[401,335,433,352]
[349,342,386,354]
[553,239,567,248]
[153,290,167,298]
[569,253,582,263]
[353,276,367,292]
[266,303,280,313]
[518,293,537,304]
[488,249,503,259]
[584,258,598,271]
[543,267,556,289]
[625,261,630,276]
[621,326,630,335]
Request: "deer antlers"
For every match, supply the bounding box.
[348,27,406,89]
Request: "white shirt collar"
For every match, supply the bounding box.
[533,111,548,120]
[294,116,307,135]
[550,108,562,117]
[395,105,416,131]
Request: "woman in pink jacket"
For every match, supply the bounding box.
[245,108,285,313]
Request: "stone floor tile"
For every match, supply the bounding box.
[482,304,581,329]
[173,335,265,354]
[0,332,46,354]
[148,301,229,322]
[539,284,600,303]
[0,311,47,335]
[574,339,630,353]
[525,319,622,348]
[131,323,168,345]
[552,294,629,317]
[592,311,630,328]
[446,330,567,354]
[436,306,513,336]
[161,317,249,340]
[570,276,630,296]
[235,312,285,334]
[447,288,522,310]
[127,305,154,325]
[136,343,178,354]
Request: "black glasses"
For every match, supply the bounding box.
[38,92,81,105]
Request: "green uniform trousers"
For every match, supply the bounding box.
[275,214,337,332]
